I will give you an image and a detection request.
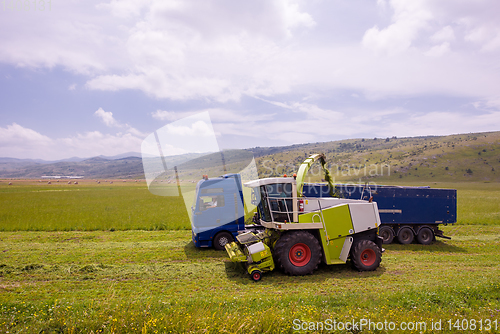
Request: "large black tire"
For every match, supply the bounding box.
[273,231,322,276]
[417,227,434,245]
[397,226,414,244]
[379,226,395,244]
[213,231,233,250]
[350,240,382,271]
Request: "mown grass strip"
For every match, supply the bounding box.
[1,227,499,333]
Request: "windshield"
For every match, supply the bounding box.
[256,183,293,223]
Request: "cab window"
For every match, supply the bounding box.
[199,195,225,210]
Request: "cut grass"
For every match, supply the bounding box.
[0,226,499,333]
[0,181,499,332]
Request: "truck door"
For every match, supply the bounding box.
[191,179,242,235]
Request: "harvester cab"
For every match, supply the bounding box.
[225,154,384,281]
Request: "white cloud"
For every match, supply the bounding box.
[472,96,500,111]
[68,83,77,91]
[96,0,153,19]
[0,123,52,149]
[362,0,433,55]
[94,107,119,127]
[82,0,316,101]
[152,108,274,123]
[425,42,450,57]
[431,25,455,43]
[152,110,189,122]
[94,107,148,138]
[384,111,500,138]
[0,123,144,160]
[256,98,343,121]
[164,120,214,137]
[214,105,500,146]
[60,131,143,156]
[1,0,499,102]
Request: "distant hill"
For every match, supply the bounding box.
[252,131,500,183]
[0,156,144,179]
[0,152,207,179]
[1,131,499,181]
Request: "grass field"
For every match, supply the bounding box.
[1,226,499,333]
[0,180,190,231]
[1,180,499,231]
[1,180,499,333]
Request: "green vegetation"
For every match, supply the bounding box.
[0,226,499,333]
[0,180,190,231]
[2,180,499,231]
[1,131,500,332]
[254,131,500,183]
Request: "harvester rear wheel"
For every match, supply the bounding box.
[273,231,322,276]
[350,240,382,271]
[379,226,394,244]
[417,227,434,245]
[213,232,233,251]
[397,227,414,244]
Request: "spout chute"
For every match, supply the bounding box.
[296,153,337,198]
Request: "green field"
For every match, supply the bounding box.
[1,227,499,333]
[0,180,190,231]
[0,180,499,231]
[1,180,500,333]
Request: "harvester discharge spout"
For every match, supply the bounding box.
[296,153,338,198]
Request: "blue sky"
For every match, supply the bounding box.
[1,0,499,160]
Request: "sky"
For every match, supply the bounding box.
[1,0,500,160]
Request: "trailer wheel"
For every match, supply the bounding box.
[417,227,434,245]
[379,226,395,244]
[397,226,414,244]
[251,270,262,282]
[350,240,382,271]
[273,231,321,276]
[213,232,233,251]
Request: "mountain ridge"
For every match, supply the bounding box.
[1,131,499,181]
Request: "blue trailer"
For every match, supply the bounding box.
[302,183,457,244]
[191,173,246,250]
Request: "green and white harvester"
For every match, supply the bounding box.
[225,154,384,281]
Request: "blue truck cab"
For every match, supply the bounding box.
[191,173,246,250]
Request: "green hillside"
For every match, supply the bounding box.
[252,131,500,183]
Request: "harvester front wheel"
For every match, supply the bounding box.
[273,231,322,276]
[350,240,382,271]
[213,232,233,251]
[251,270,262,282]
